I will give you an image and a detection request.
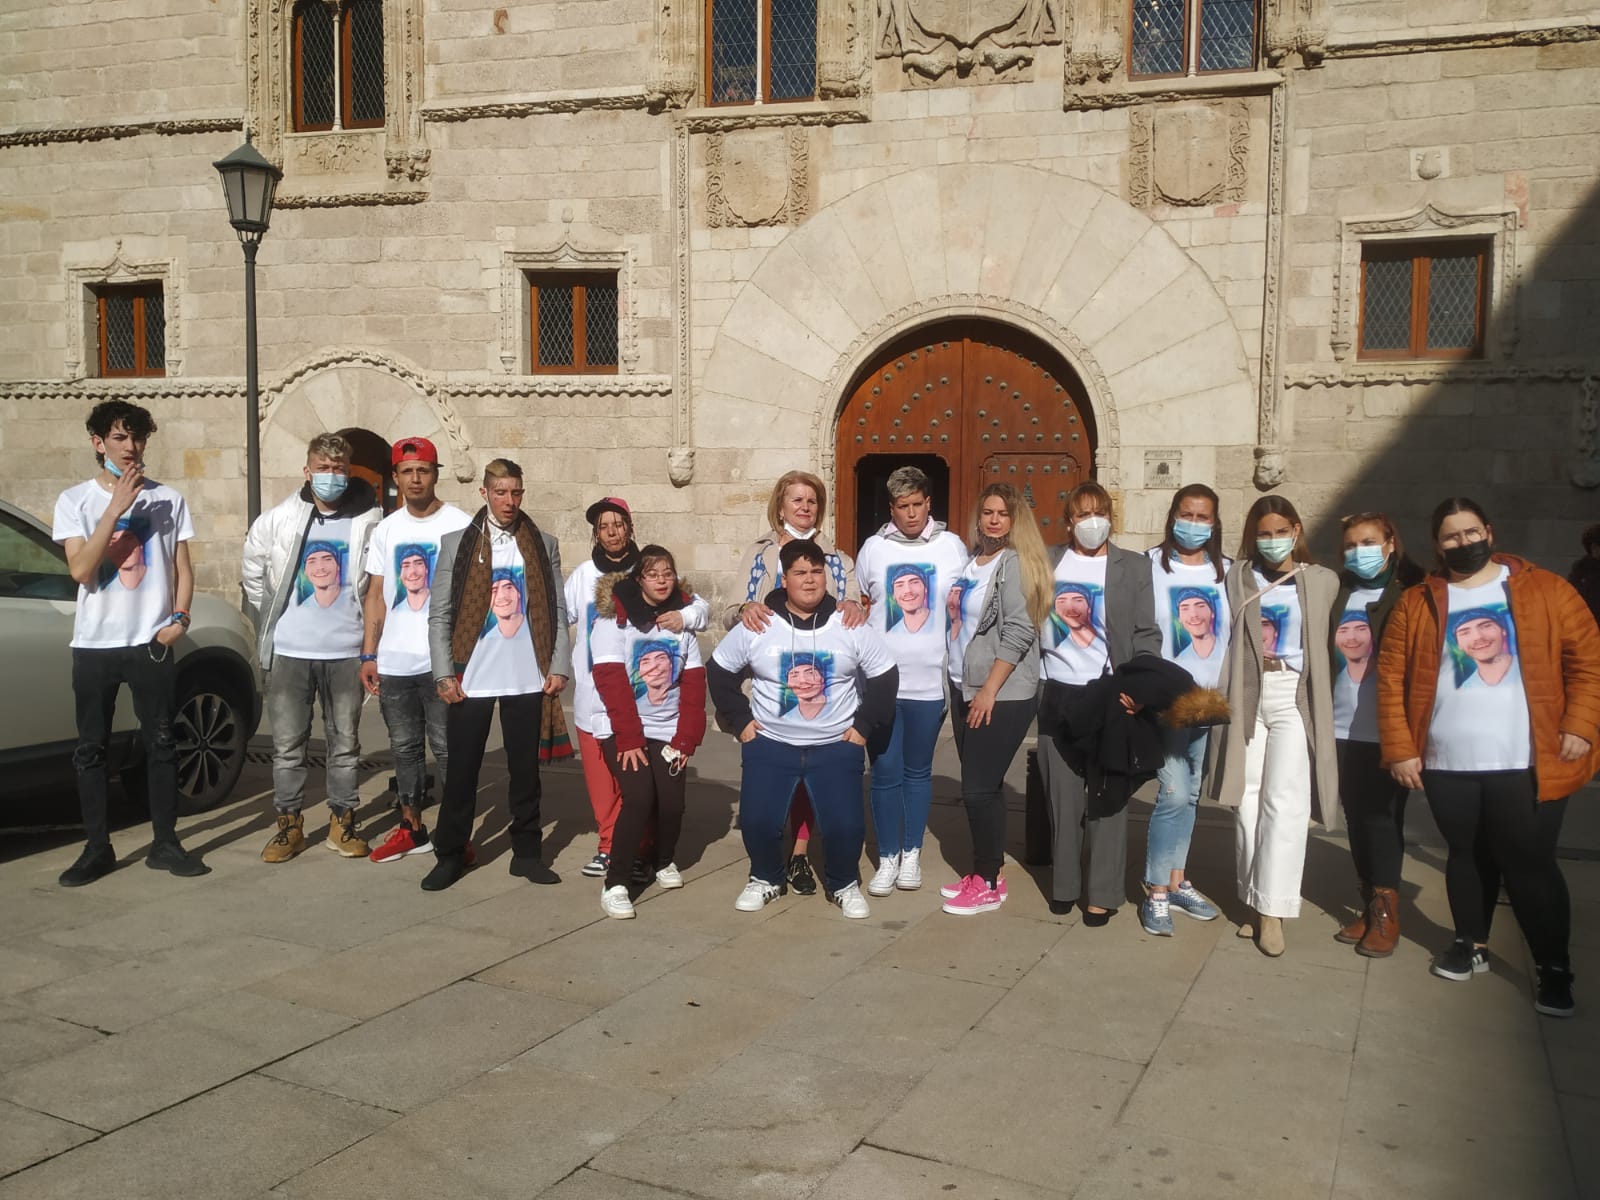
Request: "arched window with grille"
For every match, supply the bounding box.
[291,0,385,133]
[292,0,336,132]
[706,0,816,104]
[342,0,385,129]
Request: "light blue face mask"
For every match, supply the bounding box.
[1344,545,1389,580]
[1172,519,1212,551]
[310,472,348,503]
[104,459,124,479]
[1256,536,1296,565]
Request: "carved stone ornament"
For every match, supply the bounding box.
[1254,85,1287,490]
[1062,0,1122,86]
[877,0,1062,81]
[1128,102,1247,208]
[705,129,809,228]
[499,230,638,373]
[646,0,699,110]
[667,446,696,487]
[63,240,183,380]
[1571,376,1600,489]
[1263,0,1328,66]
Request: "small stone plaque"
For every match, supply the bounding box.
[1144,449,1183,489]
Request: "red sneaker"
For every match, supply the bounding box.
[368,823,433,863]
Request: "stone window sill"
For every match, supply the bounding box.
[1066,69,1284,110]
[680,100,869,131]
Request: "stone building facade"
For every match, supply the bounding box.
[2,0,1597,608]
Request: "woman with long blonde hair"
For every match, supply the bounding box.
[940,482,1051,915]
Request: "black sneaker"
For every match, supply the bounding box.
[581,852,610,878]
[59,843,116,888]
[421,854,468,892]
[509,856,561,885]
[146,841,210,878]
[1431,939,1488,981]
[786,853,817,896]
[1535,965,1576,1018]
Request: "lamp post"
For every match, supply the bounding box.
[213,135,282,526]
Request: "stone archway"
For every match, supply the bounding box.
[695,161,1257,542]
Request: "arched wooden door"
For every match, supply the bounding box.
[833,320,1096,553]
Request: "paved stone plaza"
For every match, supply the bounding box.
[1,711,1594,1200]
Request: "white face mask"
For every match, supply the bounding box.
[1073,516,1111,552]
[782,522,817,541]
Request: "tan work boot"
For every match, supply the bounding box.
[1257,913,1285,957]
[1335,883,1371,945]
[326,810,370,858]
[262,811,305,863]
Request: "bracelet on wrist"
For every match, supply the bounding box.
[359,653,378,663]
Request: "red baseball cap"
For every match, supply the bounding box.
[391,437,439,466]
[585,496,631,525]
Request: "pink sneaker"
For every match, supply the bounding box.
[940,875,1008,901]
[942,875,1004,916]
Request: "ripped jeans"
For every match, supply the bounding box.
[72,645,180,848]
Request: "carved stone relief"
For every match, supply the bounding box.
[1128,102,1247,208]
[877,0,1062,82]
[1062,0,1121,86]
[1264,0,1328,67]
[705,128,809,228]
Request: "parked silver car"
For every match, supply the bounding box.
[0,498,262,815]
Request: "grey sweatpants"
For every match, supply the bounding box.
[1037,732,1128,910]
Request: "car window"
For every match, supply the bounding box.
[0,510,77,601]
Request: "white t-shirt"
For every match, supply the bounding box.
[271,514,364,660]
[946,554,999,688]
[1042,550,1110,686]
[363,503,471,678]
[53,478,194,649]
[855,528,969,702]
[1332,586,1384,743]
[1252,568,1305,674]
[1426,566,1530,772]
[590,619,704,742]
[712,610,896,747]
[460,534,546,699]
[1148,548,1232,691]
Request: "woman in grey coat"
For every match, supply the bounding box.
[1206,495,1340,957]
[940,482,1053,917]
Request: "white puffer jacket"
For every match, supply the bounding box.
[240,479,382,669]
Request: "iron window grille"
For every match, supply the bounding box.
[706,0,817,105]
[1129,0,1257,80]
[293,0,385,133]
[529,273,621,374]
[96,284,166,378]
[1358,239,1489,361]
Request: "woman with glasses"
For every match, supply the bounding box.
[589,546,707,919]
[1377,497,1600,1016]
[1328,512,1424,958]
[1207,495,1340,957]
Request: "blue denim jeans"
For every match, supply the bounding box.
[267,655,362,813]
[378,672,448,812]
[868,698,946,856]
[1144,725,1209,887]
[740,734,866,894]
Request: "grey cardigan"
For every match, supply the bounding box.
[428,520,573,684]
[1204,559,1341,830]
[1046,542,1162,668]
[954,547,1041,702]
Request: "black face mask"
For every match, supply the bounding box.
[1442,540,1493,575]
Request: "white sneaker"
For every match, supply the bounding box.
[735,877,784,912]
[896,848,922,890]
[832,882,871,920]
[867,852,900,897]
[654,862,684,889]
[600,885,635,920]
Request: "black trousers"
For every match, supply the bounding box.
[949,691,1037,885]
[1337,739,1409,890]
[600,738,686,889]
[1424,768,1569,966]
[434,692,543,860]
[72,645,179,850]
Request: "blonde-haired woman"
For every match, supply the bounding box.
[941,482,1052,916]
[725,469,864,895]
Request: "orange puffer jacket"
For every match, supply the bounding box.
[1376,554,1600,800]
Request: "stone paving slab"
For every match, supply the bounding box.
[474,918,728,1009]
[813,1144,1069,1200]
[0,1099,95,1179]
[0,1000,102,1075]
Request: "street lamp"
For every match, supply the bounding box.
[213,135,282,526]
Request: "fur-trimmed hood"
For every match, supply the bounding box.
[595,570,695,631]
[1160,686,1231,729]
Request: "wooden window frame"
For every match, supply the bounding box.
[1357,239,1489,362]
[340,0,385,130]
[1127,0,1259,81]
[529,272,620,375]
[704,0,816,106]
[292,0,336,133]
[96,284,165,379]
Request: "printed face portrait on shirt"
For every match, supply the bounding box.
[779,650,834,720]
[946,580,967,642]
[480,565,527,640]
[105,517,150,592]
[1260,605,1287,656]
[1334,610,1374,677]
[392,542,437,611]
[885,563,936,634]
[1049,581,1104,649]
[630,638,680,707]
[295,539,349,608]
[1447,604,1518,688]
[1169,586,1221,659]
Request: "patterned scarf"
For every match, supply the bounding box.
[449,507,572,761]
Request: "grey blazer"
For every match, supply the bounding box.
[955,548,1041,702]
[1047,542,1162,668]
[428,519,573,684]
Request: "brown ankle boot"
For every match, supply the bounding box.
[1356,887,1400,958]
[1335,883,1371,944]
[262,811,305,863]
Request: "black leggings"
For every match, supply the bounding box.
[949,691,1036,885]
[601,738,686,890]
[1337,739,1409,890]
[1423,769,1569,967]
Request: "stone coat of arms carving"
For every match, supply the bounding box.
[877,0,1060,80]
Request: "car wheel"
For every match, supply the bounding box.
[172,671,250,815]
